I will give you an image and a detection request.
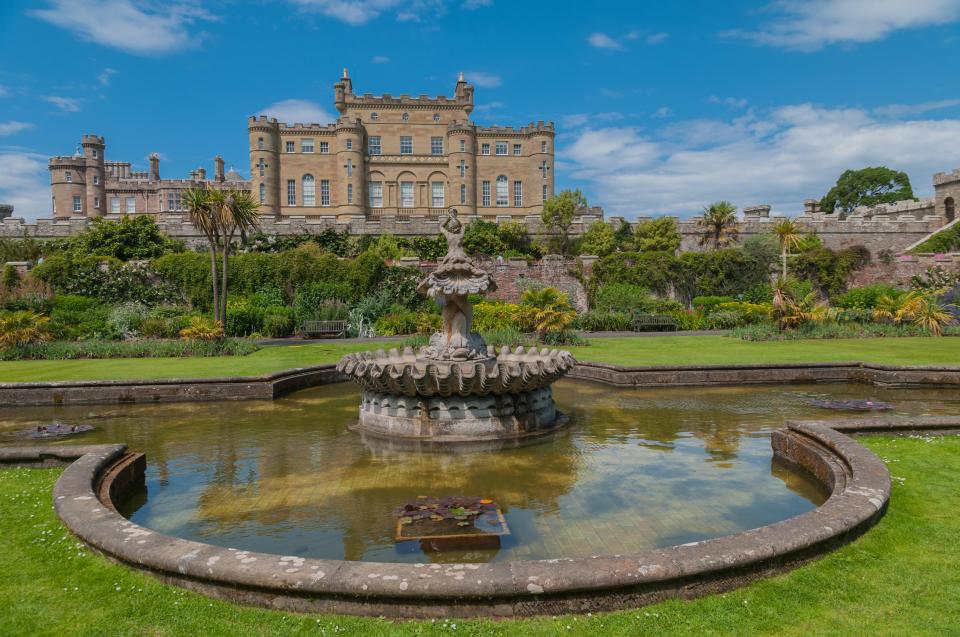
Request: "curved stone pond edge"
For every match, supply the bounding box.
[4,418,957,618]
[3,360,960,407]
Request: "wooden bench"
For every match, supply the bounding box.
[633,314,678,332]
[301,320,348,338]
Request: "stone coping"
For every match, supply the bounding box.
[11,418,957,617]
[3,360,960,407]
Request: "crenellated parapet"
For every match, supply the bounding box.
[476,121,555,137]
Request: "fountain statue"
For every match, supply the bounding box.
[337,208,576,443]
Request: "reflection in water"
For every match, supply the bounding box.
[2,380,956,563]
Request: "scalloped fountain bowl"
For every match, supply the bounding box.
[336,345,577,442]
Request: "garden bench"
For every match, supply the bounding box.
[633,314,678,332]
[301,320,348,338]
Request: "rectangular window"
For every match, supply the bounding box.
[258,137,264,150]
[496,178,508,206]
[110,197,120,213]
[285,141,295,153]
[287,179,296,206]
[167,193,174,211]
[431,137,443,155]
[93,174,100,185]
[400,136,413,155]
[347,183,353,205]
[94,196,100,209]
[541,141,547,153]
[346,160,353,177]
[175,193,181,210]
[258,159,265,177]
[541,161,549,179]
[368,136,381,155]
[481,143,490,155]
[460,183,466,204]
[259,183,266,204]
[482,181,491,207]
[320,141,329,154]
[513,181,522,207]
[513,144,522,156]
[369,181,383,207]
[496,141,507,156]
[303,178,315,206]
[320,179,330,206]
[543,184,548,202]
[92,149,99,159]
[431,182,444,208]
[301,139,314,153]
[346,139,353,150]
[458,160,465,178]
[400,181,414,208]
[65,171,72,183]
[459,139,466,152]
[73,195,82,212]
[125,196,135,212]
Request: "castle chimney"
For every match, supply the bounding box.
[334,68,353,112]
[148,153,160,181]
[214,155,225,182]
[803,199,821,216]
[196,167,206,181]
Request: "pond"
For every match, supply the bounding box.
[3,380,955,563]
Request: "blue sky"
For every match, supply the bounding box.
[2,0,960,220]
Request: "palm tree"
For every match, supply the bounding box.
[182,188,220,322]
[772,218,806,279]
[696,201,739,250]
[520,287,576,338]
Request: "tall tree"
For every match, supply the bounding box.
[215,190,260,324]
[633,216,681,252]
[820,167,914,215]
[542,189,587,256]
[182,188,220,322]
[772,217,807,279]
[696,201,739,250]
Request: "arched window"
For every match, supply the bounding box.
[433,113,441,122]
[495,175,508,206]
[402,112,410,121]
[460,183,466,204]
[946,197,956,222]
[302,174,315,206]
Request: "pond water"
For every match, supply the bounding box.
[2,380,956,563]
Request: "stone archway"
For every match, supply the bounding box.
[946,197,956,222]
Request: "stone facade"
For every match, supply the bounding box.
[48,135,249,219]
[250,70,555,220]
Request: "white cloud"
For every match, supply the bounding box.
[257,99,335,124]
[645,31,669,45]
[43,96,81,112]
[30,0,217,56]
[290,0,447,25]
[587,32,624,51]
[726,0,960,51]
[475,100,504,113]
[653,107,673,118]
[371,55,390,63]
[463,71,500,88]
[709,95,749,109]
[0,85,9,98]
[563,112,624,128]
[97,68,118,86]
[0,122,34,136]
[463,0,491,8]
[874,98,960,117]
[0,150,51,221]
[562,102,960,218]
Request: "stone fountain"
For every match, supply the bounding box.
[337,208,576,442]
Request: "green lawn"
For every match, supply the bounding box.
[0,336,958,383]
[1,435,957,636]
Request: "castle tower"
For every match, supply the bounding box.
[454,71,474,115]
[81,134,106,217]
[447,120,477,214]
[248,116,281,216]
[334,68,353,114]
[531,121,555,205]
[149,153,160,181]
[214,155,225,182]
[335,117,365,215]
[933,168,960,223]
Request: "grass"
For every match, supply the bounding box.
[0,336,958,383]
[1,435,957,636]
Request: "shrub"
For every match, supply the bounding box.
[732,321,935,341]
[835,284,901,309]
[262,308,295,338]
[69,215,180,260]
[573,310,634,332]
[293,282,352,323]
[0,310,52,348]
[692,295,734,313]
[741,283,774,304]
[593,283,654,313]
[107,302,148,338]
[669,310,707,331]
[352,288,396,325]
[704,310,742,330]
[716,301,771,324]
[375,309,420,336]
[0,338,258,360]
[180,316,224,341]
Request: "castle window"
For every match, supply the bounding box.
[110,197,120,213]
[371,112,379,121]
[459,160,466,177]
[52,197,56,214]
[431,182,444,208]
[402,112,410,121]
[258,137,264,150]
[301,139,314,153]
[258,158,266,177]
[65,171,72,183]
[541,141,547,153]
[259,183,266,204]
[481,143,490,155]
[368,136,381,155]
[460,183,466,204]
[400,181,414,208]
[287,179,296,206]
[400,136,413,155]
[496,175,508,206]
[124,196,135,212]
[543,184,548,202]
[320,141,329,154]
[320,179,330,206]
[93,174,100,185]
[946,197,956,222]
[302,175,315,206]
[73,195,82,212]
[495,142,507,156]
[94,196,100,209]
[459,139,465,152]
[431,137,443,155]
[347,183,353,205]
[166,192,182,211]
[346,159,353,177]
[346,139,353,150]
[433,113,440,122]
[513,144,522,156]
[541,161,549,179]
[513,181,523,207]
[92,149,99,159]
[482,180,491,207]
[369,181,383,207]
[286,141,295,153]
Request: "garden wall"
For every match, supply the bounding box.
[847,253,960,288]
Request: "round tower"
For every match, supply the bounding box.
[81,134,106,217]
[249,116,280,216]
[530,122,555,206]
[49,154,87,218]
[336,118,365,217]
[447,121,477,214]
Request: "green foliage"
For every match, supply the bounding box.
[407,235,447,261]
[791,245,871,298]
[374,308,439,336]
[463,219,506,256]
[293,283,352,324]
[593,251,679,297]
[593,283,654,313]
[692,296,735,313]
[732,321,935,341]
[541,189,587,255]
[573,310,634,332]
[150,252,211,309]
[0,310,52,347]
[33,255,178,305]
[262,308,295,338]
[677,249,770,302]
[577,221,617,257]
[106,302,148,337]
[240,228,353,256]
[820,166,915,215]
[0,234,45,263]
[2,265,19,290]
[910,266,960,294]
[696,201,739,249]
[69,215,181,260]
[0,338,257,360]
[909,222,960,253]
[179,316,224,341]
[835,284,902,309]
[633,217,681,252]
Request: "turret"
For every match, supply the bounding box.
[149,153,160,181]
[214,155,225,182]
[81,134,106,217]
[334,68,353,113]
[447,120,477,214]
[454,72,474,115]
[248,116,281,216]
[335,117,365,215]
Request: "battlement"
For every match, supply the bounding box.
[248,115,280,129]
[81,134,104,146]
[346,92,472,109]
[933,168,960,185]
[849,198,934,217]
[476,121,555,136]
[49,156,87,167]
